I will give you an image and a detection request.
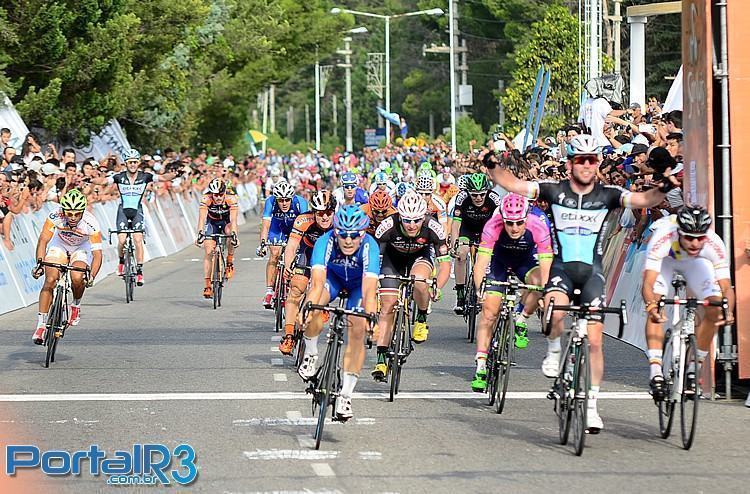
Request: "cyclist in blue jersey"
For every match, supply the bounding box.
[487,134,677,433]
[333,172,369,208]
[298,205,380,420]
[257,181,309,308]
[91,148,175,286]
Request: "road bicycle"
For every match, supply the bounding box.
[655,276,728,450]
[268,241,288,332]
[302,298,377,449]
[379,274,436,402]
[109,227,141,303]
[199,232,236,309]
[545,294,627,456]
[453,238,481,342]
[482,278,543,414]
[36,260,89,368]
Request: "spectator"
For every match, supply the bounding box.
[0,128,11,154]
[21,132,46,164]
[646,95,662,122]
[627,102,646,125]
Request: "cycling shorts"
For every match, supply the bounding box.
[545,261,606,321]
[204,219,229,236]
[116,206,144,231]
[486,255,538,294]
[458,223,482,245]
[379,251,434,292]
[293,247,313,279]
[325,272,363,310]
[268,223,291,244]
[46,236,92,265]
[653,256,721,299]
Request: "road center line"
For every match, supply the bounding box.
[311,463,336,477]
[273,373,288,382]
[0,391,651,402]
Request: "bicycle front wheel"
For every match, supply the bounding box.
[486,329,500,406]
[680,334,699,450]
[45,290,64,368]
[124,252,133,303]
[658,332,676,439]
[314,333,340,449]
[571,338,590,456]
[389,305,406,402]
[495,317,514,414]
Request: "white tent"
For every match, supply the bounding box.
[0,95,31,149]
[662,65,683,113]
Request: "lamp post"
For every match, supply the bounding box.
[337,27,368,152]
[331,7,444,144]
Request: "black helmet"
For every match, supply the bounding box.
[676,205,712,235]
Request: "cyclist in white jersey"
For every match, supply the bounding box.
[641,206,734,400]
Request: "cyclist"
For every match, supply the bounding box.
[196,178,240,299]
[394,181,414,206]
[369,171,397,197]
[487,134,676,432]
[258,181,309,308]
[450,173,502,315]
[333,172,368,208]
[360,189,396,236]
[91,148,174,285]
[371,190,451,380]
[278,190,336,355]
[470,193,553,391]
[31,190,102,344]
[297,205,380,420]
[415,174,448,232]
[641,206,734,400]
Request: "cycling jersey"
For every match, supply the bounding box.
[452,190,502,237]
[360,203,397,237]
[263,195,309,243]
[311,230,381,310]
[424,193,448,228]
[107,171,154,210]
[530,205,552,230]
[375,214,450,261]
[333,186,369,207]
[645,215,729,279]
[478,213,553,260]
[528,180,631,265]
[44,208,103,249]
[200,193,238,222]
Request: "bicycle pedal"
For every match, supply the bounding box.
[55,331,64,338]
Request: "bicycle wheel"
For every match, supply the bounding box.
[680,334,699,450]
[212,251,222,310]
[124,250,133,303]
[293,324,306,369]
[658,332,675,439]
[495,317,514,414]
[44,290,63,368]
[571,338,590,456]
[389,305,406,402]
[128,253,137,302]
[314,332,339,450]
[272,269,284,331]
[486,327,500,406]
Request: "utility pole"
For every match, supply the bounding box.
[269,84,276,134]
[613,0,622,73]
[498,80,505,129]
[589,0,601,79]
[448,0,457,152]
[261,89,268,153]
[339,36,354,151]
[305,104,310,143]
[332,94,338,139]
[286,106,294,140]
[459,37,469,116]
[314,57,321,150]
[384,17,391,144]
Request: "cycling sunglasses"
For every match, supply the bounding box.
[469,192,487,198]
[678,231,707,242]
[342,184,356,190]
[504,219,526,227]
[335,229,364,239]
[373,209,390,216]
[276,198,291,203]
[315,209,334,217]
[573,155,598,165]
[401,217,423,225]
[62,209,84,218]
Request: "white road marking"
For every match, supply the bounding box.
[271,335,282,342]
[311,463,336,477]
[254,257,264,261]
[241,257,252,261]
[358,451,382,460]
[286,410,302,420]
[270,346,281,353]
[244,450,338,460]
[188,258,200,262]
[0,391,652,402]
[273,373,288,382]
[232,416,374,427]
[271,358,284,366]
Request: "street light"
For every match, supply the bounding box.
[331,6,444,144]
[337,26,368,152]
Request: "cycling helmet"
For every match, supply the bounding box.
[334,204,370,232]
[457,174,469,191]
[466,173,490,192]
[369,190,392,211]
[568,134,599,156]
[60,189,87,211]
[122,148,141,162]
[207,178,226,194]
[374,171,389,185]
[415,174,435,193]
[500,193,530,221]
[419,162,433,173]
[340,172,357,187]
[310,190,335,211]
[273,181,295,199]
[676,205,712,235]
[396,181,413,198]
[397,190,428,221]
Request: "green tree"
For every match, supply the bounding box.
[452,116,486,154]
[500,4,579,137]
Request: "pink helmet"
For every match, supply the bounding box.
[500,193,529,221]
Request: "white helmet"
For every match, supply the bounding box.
[397,190,428,221]
[568,134,600,156]
[270,168,281,177]
[415,174,434,193]
[273,181,295,199]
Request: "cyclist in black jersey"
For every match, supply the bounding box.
[486,134,677,433]
[449,173,501,314]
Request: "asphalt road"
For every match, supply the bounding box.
[0,220,747,493]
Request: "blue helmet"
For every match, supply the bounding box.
[334,205,370,233]
[396,181,413,198]
[341,172,357,186]
[374,171,389,184]
[122,148,141,162]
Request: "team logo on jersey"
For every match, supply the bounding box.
[563,198,577,208]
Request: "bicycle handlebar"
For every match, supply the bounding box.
[303,301,379,325]
[659,296,729,323]
[378,274,437,287]
[543,298,628,339]
[483,278,544,292]
[38,260,90,275]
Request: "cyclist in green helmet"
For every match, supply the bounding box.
[31,189,103,344]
